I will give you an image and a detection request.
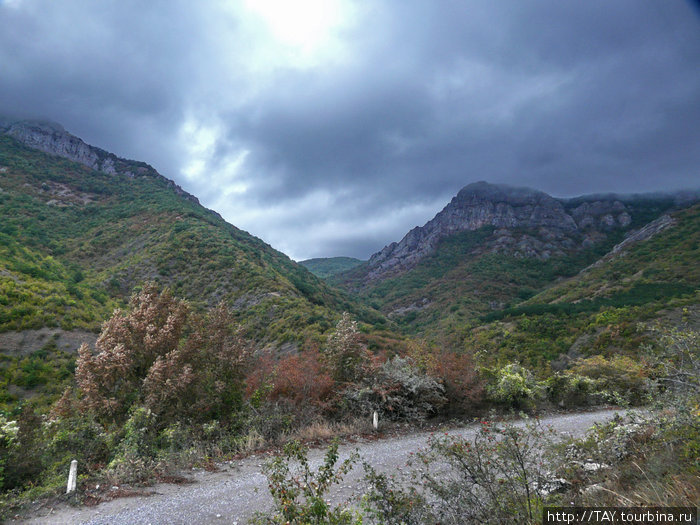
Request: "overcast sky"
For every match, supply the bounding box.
[1,1,699,260]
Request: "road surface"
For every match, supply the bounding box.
[16,408,628,525]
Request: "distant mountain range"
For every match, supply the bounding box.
[299,257,364,278]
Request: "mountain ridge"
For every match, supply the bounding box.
[0,122,386,344]
[363,181,696,282]
[0,117,201,207]
[299,256,364,278]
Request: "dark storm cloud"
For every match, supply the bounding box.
[1,0,699,260]
[0,0,200,174]
[234,1,700,200]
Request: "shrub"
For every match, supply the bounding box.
[361,463,430,525]
[546,372,603,408]
[245,347,334,410]
[363,419,559,524]
[43,412,110,483]
[407,341,484,414]
[241,400,297,442]
[75,283,189,422]
[569,355,650,405]
[645,326,699,398]
[107,406,158,483]
[75,283,249,426]
[325,312,368,384]
[487,363,545,409]
[561,406,700,507]
[343,356,446,421]
[0,416,18,490]
[251,440,360,524]
[0,406,43,491]
[141,303,249,423]
[428,350,484,414]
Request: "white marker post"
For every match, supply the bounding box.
[66,460,77,494]
[373,410,379,430]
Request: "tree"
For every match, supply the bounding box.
[324,312,368,384]
[75,283,248,425]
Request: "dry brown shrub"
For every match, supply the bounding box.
[75,283,249,425]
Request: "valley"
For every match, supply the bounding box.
[0,119,698,522]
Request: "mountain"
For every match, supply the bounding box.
[333,181,697,340]
[464,202,700,373]
[299,257,364,278]
[0,119,389,409]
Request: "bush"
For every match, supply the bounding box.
[487,364,545,409]
[75,283,249,426]
[43,412,110,486]
[324,313,368,384]
[107,406,158,484]
[561,405,700,507]
[429,350,484,414]
[0,406,43,491]
[645,326,699,398]
[251,440,360,524]
[407,341,484,414]
[0,416,19,490]
[361,464,430,525]
[343,356,446,421]
[362,419,559,524]
[546,373,603,408]
[245,347,334,410]
[569,355,650,405]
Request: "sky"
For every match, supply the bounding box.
[1,1,699,260]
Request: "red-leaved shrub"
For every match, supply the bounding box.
[246,347,334,409]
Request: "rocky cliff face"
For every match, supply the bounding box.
[0,118,199,204]
[366,181,639,280]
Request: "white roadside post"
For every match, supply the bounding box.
[66,459,77,494]
[372,410,379,430]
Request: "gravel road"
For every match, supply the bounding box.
[16,408,628,525]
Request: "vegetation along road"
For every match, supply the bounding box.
[18,408,629,525]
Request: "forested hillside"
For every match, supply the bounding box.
[332,182,696,347]
[299,257,364,278]
[465,203,700,373]
[0,128,387,412]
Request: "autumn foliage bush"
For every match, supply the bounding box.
[426,350,484,413]
[245,347,334,409]
[75,283,249,427]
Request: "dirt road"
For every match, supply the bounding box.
[16,408,628,525]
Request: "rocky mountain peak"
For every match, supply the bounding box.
[0,117,200,205]
[455,181,551,205]
[2,119,105,171]
[366,182,638,281]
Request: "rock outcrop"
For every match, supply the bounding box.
[0,118,199,205]
[583,213,676,271]
[366,181,645,280]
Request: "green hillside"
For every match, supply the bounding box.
[0,134,387,410]
[462,204,700,373]
[299,256,364,278]
[332,227,620,342]
[332,195,690,346]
